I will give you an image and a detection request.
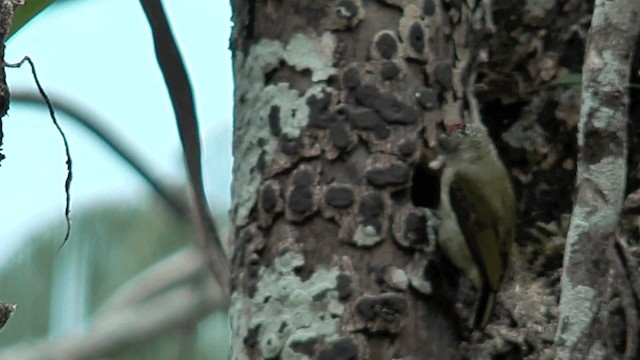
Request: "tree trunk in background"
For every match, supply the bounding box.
[228,1,490,358]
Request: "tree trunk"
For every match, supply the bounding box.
[228,0,640,359]
[228,1,492,358]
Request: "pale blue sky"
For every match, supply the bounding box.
[0,0,233,261]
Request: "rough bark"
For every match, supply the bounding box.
[0,0,22,334]
[227,0,640,359]
[0,0,23,164]
[0,302,15,332]
[554,1,640,359]
[228,0,494,359]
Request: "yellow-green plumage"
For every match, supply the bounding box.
[435,126,516,328]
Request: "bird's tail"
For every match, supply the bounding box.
[473,287,496,328]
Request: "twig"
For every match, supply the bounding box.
[11,90,190,220]
[6,57,72,249]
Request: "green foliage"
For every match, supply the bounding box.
[7,0,57,39]
[0,227,56,342]
[540,73,582,91]
[0,200,186,344]
[3,2,232,357]
[0,197,230,359]
[81,202,190,310]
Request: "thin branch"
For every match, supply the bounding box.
[94,246,207,320]
[6,57,72,249]
[138,0,229,292]
[10,90,191,221]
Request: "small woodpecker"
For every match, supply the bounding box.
[429,123,516,328]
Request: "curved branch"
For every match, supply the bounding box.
[7,57,73,247]
[139,0,229,292]
[0,273,226,360]
[10,90,191,221]
[94,247,206,320]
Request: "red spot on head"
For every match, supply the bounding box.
[445,122,465,133]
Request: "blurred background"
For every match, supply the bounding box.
[0,0,233,358]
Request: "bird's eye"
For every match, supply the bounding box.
[438,136,461,153]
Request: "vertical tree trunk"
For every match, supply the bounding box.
[555,1,640,359]
[228,1,492,358]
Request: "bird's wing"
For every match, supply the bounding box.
[448,168,505,291]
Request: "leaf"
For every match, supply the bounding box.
[542,73,582,90]
[7,0,57,40]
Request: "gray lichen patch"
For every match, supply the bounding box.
[381,266,409,290]
[406,257,433,295]
[353,224,382,247]
[229,252,344,360]
[232,33,337,226]
[283,33,336,83]
[554,283,597,353]
[326,0,365,31]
